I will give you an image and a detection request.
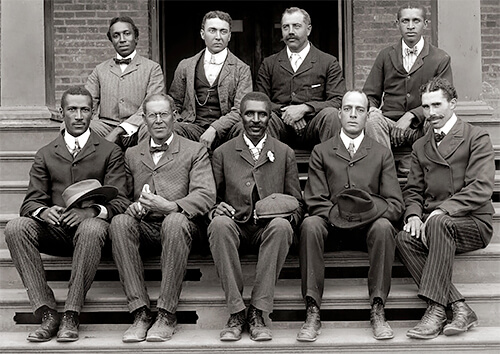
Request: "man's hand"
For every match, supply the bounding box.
[213,202,236,218]
[40,206,65,226]
[105,127,126,143]
[292,118,307,136]
[125,202,146,219]
[403,215,424,239]
[391,112,414,147]
[199,126,217,149]
[139,191,178,215]
[281,104,312,126]
[59,207,97,228]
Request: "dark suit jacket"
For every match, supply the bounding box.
[168,49,252,138]
[363,39,452,125]
[212,134,304,225]
[20,131,129,218]
[305,134,404,224]
[403,117,495,245]
[125,134,216,218]
[86,54,165,127]
[256,44,346,116]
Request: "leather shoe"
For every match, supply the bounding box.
[122,306,153,343]
[146,309,177,342]
[27,306,60,342]
[220,309,246,341]
[56,311,79,342]
[297,298,321,342]
[370,299,394,340]
[443,301,478,336]
[407,301,447,339]
[247,305,272,341]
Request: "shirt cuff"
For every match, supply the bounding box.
[119,122,138,137]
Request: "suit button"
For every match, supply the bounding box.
[292,92,296,96]
[152,172,157,175]
[407,76,411,79]
[120,77,124,81]
[344,184,349,188]
[407,93,410,97]
[120,98,124,103]
[246,182,251,186]
[349,163,353,167]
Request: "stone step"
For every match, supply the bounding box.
[1,327,499,353]
[0,120,60,152]
[0,152,37,182]
[1,281,499,330]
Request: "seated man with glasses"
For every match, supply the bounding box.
[109,93,216,343]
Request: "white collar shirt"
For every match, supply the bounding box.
[434,113,457,146]
[116,50,136,73]
[204,48,227,86]
[340,129,365,156]
[243,133,267,161]
[402,37,424,72]
[64,129,90,155]
[287,42,311,72]
[150,133,174,165]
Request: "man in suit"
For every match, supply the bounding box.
[109,93,216,342]
[86,16,165,149]
[298,90,404,342]
[5,86,129,342]
[208,92,304,341]
[363,5,452,174]
[257,7,346,150]
[169,10,252,151]
[396,78,495,339]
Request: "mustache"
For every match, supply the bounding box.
[427,114,444,120]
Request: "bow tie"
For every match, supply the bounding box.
[150,144,169,154]
[114,58,131,65]
[434,132,446,142]
[405,47,418,56]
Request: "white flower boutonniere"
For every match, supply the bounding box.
[267,151,275,162]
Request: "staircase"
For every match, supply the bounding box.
[1,116,499,353]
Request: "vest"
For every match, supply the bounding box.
[194,55,222,128]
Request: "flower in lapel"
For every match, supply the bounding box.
[267,150,275,162]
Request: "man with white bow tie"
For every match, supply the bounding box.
[169,10,252,151]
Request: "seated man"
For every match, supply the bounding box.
[298,90,403,342]
[86,16,165,149]
[396,78,494,339]
[5,86,128,342]
[257,7,346,149]
[109,93,216,342]
[169,10,252,151]
[208,92,304,341]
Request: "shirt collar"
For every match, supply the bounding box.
[402,37,424,57]
[204,48,228,65]
[243,133,267,150]
[286,42,311,60]
[434,113,457,135]
[150,133,174,148]
[340,129,364,150]
[117,50,136,61]
[64,129,91,149]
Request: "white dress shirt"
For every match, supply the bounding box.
[150,133,174,165]
[340,129,365,156]
[434,113,457,146]
[115,50,139,136]
[204,48,228,86]
[402,37,424,72]
[287,42,311,72]
[243,133,267,161]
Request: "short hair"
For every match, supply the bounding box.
[142,93,175,114]
[396,5,427,21]
[61,86,93,109]
[420,77,457,101]
[282,7,311,26]
[240,92,272,115]
[107,16,139,41]
[342,90,370,111]
[201,10,232,31]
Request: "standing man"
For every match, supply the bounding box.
[208,92,304,342]
[169,10,252,151]
[5,86,128,342]
[363,5,452,174]
[298,90,403,342]
[257,7,346,149]
[109,93,215,343]
[396,78,494,339]
[86,16,165,149]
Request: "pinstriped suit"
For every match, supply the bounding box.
[5,131,129,314]
[396,118,495,306]
[109,134,216,313]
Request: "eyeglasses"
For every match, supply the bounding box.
[145,112,172,121]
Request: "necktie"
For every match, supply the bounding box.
[73,139,81,158]
[209,55,217,65]
[434,132,446,143]
[348,141,356,158]
[114,58,131,65]
[405,47,418,56]
[150,144,169,154]
[290,53,301,72]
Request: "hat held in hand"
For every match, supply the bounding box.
[329,188,388,229]
[62,179,118,210]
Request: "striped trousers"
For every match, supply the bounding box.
[396,214,486,307]
[5,216,108,313]
[109,212,198,313]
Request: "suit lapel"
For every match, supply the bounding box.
[277,48,295,75]
[409,40,429,74]
[351,137,370,163]
[122,55,141,76]
[187,50,204,111]
[54,133,74,163]
[389,41,406,75]
[218,50,235,84]
[423,130,448,166]
[294,44,316,75]
[332,135,351,162]
[73,133,97,162]
[437,119,465,159]
[155,135,178,169]
[254,137,276,169]
[139,140,156,171]
[236,135,257,167]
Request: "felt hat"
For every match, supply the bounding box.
[62,179,118,210]
[329,188,388,229]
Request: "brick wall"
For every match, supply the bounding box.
[53,0,150,103]
[481,0,500,116]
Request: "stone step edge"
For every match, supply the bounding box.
[1,282,499,310]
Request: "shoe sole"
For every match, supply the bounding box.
[443,320,478,336]
[406,330,441,339]
[122,337,146,343]
[27,337,52,342]
[56,337,79,342]
[373,333,395,340]
[296,329,321,342]
[220,336,242,342]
